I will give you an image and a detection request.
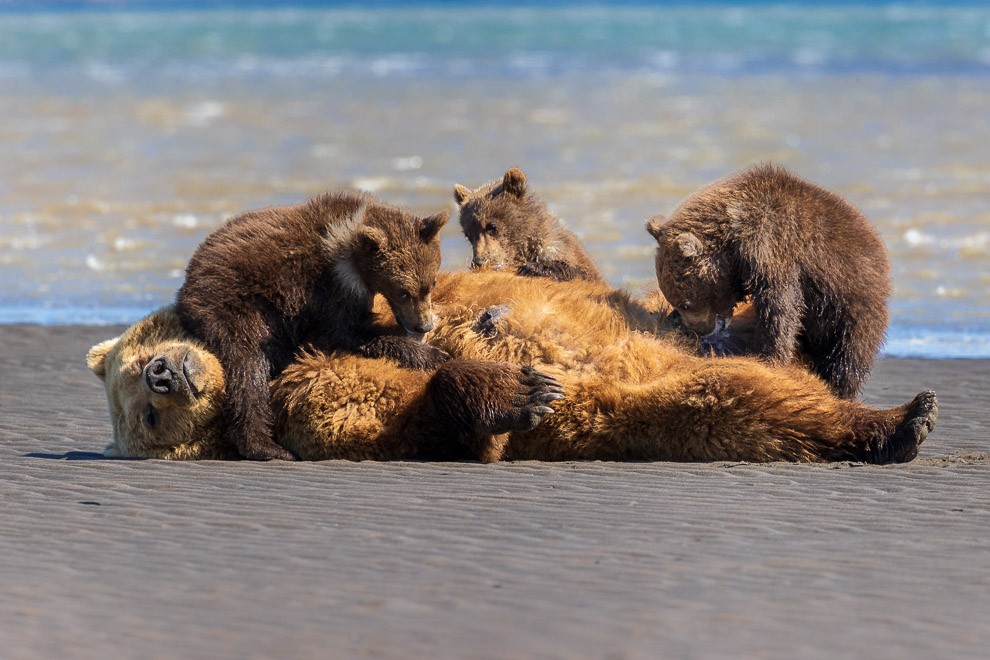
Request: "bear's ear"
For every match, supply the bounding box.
[453,184,472,206]
[645,215,667,241]
[502,167,527,198]
[675,232,705,258]
[419,210,449,243]
[87,336,120,380]
[356,226,389,254]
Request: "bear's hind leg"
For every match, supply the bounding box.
[855,389,938,464]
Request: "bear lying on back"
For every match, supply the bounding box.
[453,167,604,283]
[176,190,450,461]
[646,162,891,399]
[89,271,938,465]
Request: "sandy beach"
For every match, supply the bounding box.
[0,323,987,658]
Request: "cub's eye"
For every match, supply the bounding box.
[144,405,158,429]
[680,302,692,312]
[486,223,498,236]
[401,292,413,301]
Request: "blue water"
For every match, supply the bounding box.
[1,1,988,357]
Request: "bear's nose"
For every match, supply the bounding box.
[144,357,174,394]
[471,256,484,268]
[413,321,434,334]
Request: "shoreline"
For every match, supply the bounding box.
[1,323,987,657]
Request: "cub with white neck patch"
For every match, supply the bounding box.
[176,189,450,460]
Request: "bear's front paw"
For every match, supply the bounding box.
[495,365,565,434]
[516,261,555,279]
[362,336,451,371]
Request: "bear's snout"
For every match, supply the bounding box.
[144,357,175,394]
[411,319,434,335]
[142,350,200,402]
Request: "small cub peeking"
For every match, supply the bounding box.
[646,163,891,399]
[176,190,450,460]
[453,167,603,283]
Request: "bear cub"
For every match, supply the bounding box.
[176,190,450,460]
[453,167,603,283]
[646,162,891,399]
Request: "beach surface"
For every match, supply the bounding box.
[1,323,987,658]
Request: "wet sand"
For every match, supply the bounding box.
[1,324,987,658]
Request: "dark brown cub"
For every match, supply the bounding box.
[176,190,449,460]
[646,163,891,399]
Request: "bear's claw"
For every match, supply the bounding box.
[504,365,565,432]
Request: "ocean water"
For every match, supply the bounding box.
[1,2,988,357]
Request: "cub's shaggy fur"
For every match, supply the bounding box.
[647,163,891,398]
[176,190,449,460]
[454,168,603,282]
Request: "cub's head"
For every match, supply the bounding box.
[646,216,738,334]
[350,199,448,339]
[453,167,552,271]
[87,305,228,459]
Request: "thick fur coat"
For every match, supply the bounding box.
[647,163,891,398]
[176,190,449,460]
[91,272,936,464]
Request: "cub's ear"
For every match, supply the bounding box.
[356,226,389,253]
[419,210,450,243]
[675,232,705,258]
[453,184,472,206]
[87,336,120,380]
[502,167,527,197]
[645,215,667,241]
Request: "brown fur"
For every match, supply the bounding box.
[91,272,936,465]
[647,163,891,399]
[175,190,450,460]
[454,167,603,282]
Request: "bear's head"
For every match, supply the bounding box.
[86,305,230,459]
[646,215,738,334]
[348,200,449,339]
[453,167,552,271]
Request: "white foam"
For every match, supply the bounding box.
[884,327,990,358]
[183,101,225,128]
[391,156,423,171]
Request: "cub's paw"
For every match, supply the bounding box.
[517,261,555,278]
[361,336,451,371]
[472,305,511,339]
[516,260,578,282]
[240,439,297,461]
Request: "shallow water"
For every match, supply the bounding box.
[1,3,988,356]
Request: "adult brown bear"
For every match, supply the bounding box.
[89,272,936,464]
